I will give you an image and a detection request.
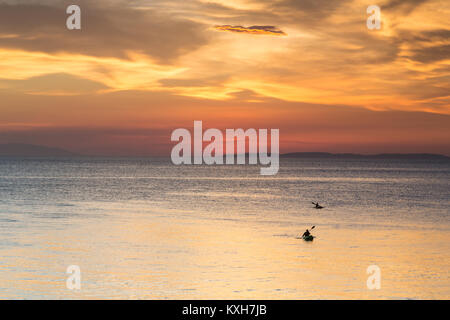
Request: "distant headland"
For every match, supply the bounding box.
[281,152,450,161]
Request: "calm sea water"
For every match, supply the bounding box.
[0,157,449,299]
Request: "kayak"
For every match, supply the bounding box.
[302,235,314,241]
[314,206,323,209]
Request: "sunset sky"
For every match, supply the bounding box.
[0,0,449,156]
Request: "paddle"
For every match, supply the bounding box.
[312,202,324,209]
[300,225,315,238]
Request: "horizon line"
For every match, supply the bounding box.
[0,143,449,159]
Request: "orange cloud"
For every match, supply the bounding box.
[214,25,286,36]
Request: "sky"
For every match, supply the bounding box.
[0,0,449,156]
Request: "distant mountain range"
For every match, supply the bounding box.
[0,144,448,160]
[281,152,450,161]
[0,143,78,157]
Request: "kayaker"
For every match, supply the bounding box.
[302,229,311,237]
[315,202,320,209]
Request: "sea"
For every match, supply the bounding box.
[0,157,449,299]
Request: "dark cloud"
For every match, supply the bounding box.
[0,0,208,63]
[339,32,401,64]
[397,29,450,63]
[409,44,450,63]
[158,75,230,88]
[215,25,286,36]
[319,26,449,68]
[405,29,450,43]
[382,0,430,14]
[170,1,281,26]
[267,0,352,25]
[227,89,268,102]
[275,0,348,14]
[0,73,108,94]
[396,80,450,100]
